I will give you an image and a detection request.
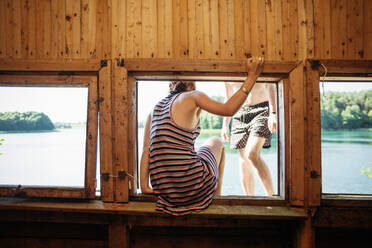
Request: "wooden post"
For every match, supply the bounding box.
[305,60,321,206]
[112,61,129,202]
[109,216,129,248]
[99,59,114,202]
[288,62,306,206]
[294,210,315,248]
[128,76,138,196]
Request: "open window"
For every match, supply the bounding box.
[136,80,284,198]
[320,79,372,197]
[0,74,98,199]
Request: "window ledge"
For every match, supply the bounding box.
[0,197,306,221]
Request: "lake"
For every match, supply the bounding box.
[0,128,371,196]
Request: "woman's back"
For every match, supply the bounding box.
[149,92,218,215]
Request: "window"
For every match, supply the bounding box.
[0,75,98,199]
[320,79,372,195]
[136,79,285,199]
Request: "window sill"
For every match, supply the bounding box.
[0,197,306,222]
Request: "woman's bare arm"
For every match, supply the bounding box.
[192,57,264,117]
[140,113,154,194]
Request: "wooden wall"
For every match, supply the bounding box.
[1,0,371,61]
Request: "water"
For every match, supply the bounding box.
[0,128,86,187]
[1,128,371,195]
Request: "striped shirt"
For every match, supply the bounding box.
[149,92,218,215]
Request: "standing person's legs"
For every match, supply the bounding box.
[243,135,274,196]
[238,148,255,195]
[200,136,225,195]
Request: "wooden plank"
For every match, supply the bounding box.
[202,0,212,58]
[81,0,97,58]
[124,58,298,73]
[85,76,99,198]
[0,239,107,248]
[234,0,244,58]
[72,0,81,58]
[330,0,347,59]
[314,59,372,74]
[282,0,298,60]
[88,0,97,58]
[297,0,315,58]
[65,0,74,57]
[250,0,266,57]
[112,63,129,202]
[0,0,6,57]
[195,0,204,58]
[242,0,251,58]
[141,0,157,58]
[0,74,91,86]
[157,0,172,58]
[187,0,196,58]
[313,207,372,228]
[6,0,22,58]
[0,58,101,71]
[126,0,142,58]
[98,60,114,202]
[0,198,307,220]
[127,76,138,196]
[364,0,372,59]
[109,216,129,248]
[218,0,228,58]
[226,0,235,58]
[314,0,331,58]
[111,0,126,58]
[179,0,188,57]
[305,60,321,206]
[0,187,86,198]
[172,0,188,57]
[210,0,220,58]
[288,63,305,206]
[96,0,110,58]
[265,0,282,60]
[281,78,291,200]
[51,0,66,58]
[347,0,364,59]
[27,0,36,58]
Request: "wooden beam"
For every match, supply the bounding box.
[124,58,299,74]
[288,62,306,207]
[0,187,86,198]
[309,59,372,74]
[0,59,102,71]
[109,216,129,248]
[112,62,129,202]
[305,60,321,207]
[98,60,114,202]
[313,207,372,228]
[0,198,307,221]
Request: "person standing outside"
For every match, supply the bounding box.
[221,81,277,196]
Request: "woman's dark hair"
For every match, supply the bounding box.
[169,81,193,94]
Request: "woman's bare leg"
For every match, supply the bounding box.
[200,136,225,196]
[238,148,255,195]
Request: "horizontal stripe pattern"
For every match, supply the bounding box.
[148,93,218,215]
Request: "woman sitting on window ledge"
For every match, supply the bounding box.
[140,57,265,215]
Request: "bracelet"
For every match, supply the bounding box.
[240,86,249,95]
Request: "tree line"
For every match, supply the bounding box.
[0,112,55,131]
[321,90,372,130]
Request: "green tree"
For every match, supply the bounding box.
[0,111,55,131]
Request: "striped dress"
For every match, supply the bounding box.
[149,92,218,215]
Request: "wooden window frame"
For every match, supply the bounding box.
[0,59,104,199]
[0,74,98,199]
[307,59,372,208]
[123,58,304,206]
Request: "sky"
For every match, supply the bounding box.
[137,80,372,123]
[0,86,88,123]
[0,81,370,124]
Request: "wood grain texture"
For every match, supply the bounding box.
[265,0,283,60]
[288,63,305,206]
[250,0,267,57]
[126,0,142,58]
[314,0,331,58]
[157,0,173,58]
[282,0,298,60]
[330,0,347,59]
[347,0,364,59]
[98,60,114,202]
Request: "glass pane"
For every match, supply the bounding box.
[137,81,279,197]
[320,82,372,194]
[0,86,88,187]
